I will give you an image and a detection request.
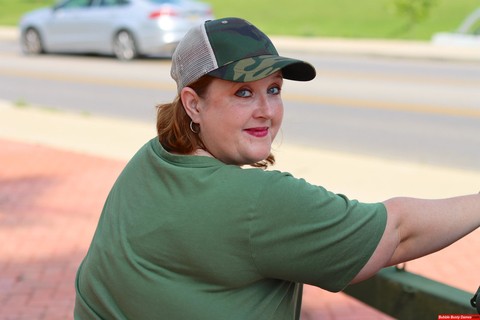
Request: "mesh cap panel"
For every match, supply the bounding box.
[171,24,217,92]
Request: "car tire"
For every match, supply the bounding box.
[113,30,137,61]
[21,28,44,55]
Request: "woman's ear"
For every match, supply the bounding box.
[181,87,201,123]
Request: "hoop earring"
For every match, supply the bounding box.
[189,121,199,134]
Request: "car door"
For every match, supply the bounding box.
[87,0,131,53]
[43,0,97,51]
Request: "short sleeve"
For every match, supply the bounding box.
[249,171,387,292]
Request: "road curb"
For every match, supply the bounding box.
[0,26,17,40]
[2,26,480,62]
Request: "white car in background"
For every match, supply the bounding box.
[432,8,480,47]
[19,0,214,60]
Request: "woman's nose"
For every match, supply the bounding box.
[254,95,276,118]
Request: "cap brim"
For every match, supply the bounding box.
[208,55,316,83]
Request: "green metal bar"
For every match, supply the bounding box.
[343,266,477,319]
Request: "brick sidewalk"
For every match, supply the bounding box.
[0,139,125,319]
[0,138,477,319]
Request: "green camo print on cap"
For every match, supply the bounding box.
[206,18,316,83]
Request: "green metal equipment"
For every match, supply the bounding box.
[343,266,478,319]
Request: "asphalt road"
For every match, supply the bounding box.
[1,37,480,171]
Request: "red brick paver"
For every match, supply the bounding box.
[0,139,125,320]
[0,138,478,319]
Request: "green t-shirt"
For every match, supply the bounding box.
[75,138,387,320]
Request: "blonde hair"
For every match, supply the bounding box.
[156,76,275,169]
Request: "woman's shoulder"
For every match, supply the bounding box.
[223,167,313,198]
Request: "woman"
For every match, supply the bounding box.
[74,17,480,319]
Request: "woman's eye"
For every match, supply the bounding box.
[235,88,252,98]
[268,86,281,95]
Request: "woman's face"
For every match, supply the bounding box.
[190,72,284,166]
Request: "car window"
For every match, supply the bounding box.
[57,0,95,9]
[98,0,130,6]
[148,0,180,4]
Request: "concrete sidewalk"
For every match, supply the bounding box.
[2,100,480,200]
[1,100,480,319]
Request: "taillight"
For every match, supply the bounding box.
[149,7,177,19]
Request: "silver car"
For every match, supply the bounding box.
[19,0,214,60]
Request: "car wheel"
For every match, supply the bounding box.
[113,30,137,61]
[21,28,44,55]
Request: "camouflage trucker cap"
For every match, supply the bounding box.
[171,17,316,92]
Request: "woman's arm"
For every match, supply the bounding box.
[351,193,480,283]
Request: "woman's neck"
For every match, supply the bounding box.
[192,148,215,158]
